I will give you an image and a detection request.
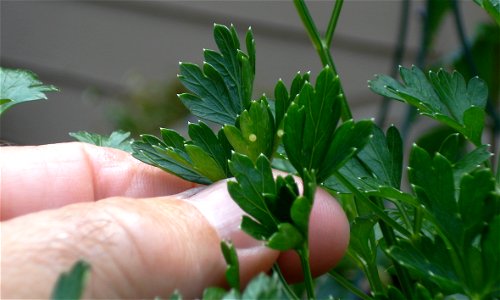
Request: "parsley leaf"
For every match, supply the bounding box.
[227,153,310,251]
[369,66,488,145]
[178,24,255,125]
[0,68,58,115]
[323,125,418,207]
[132,122,232,184]
[283,67,373,182]
[223,97,275,162]
[69,130,134,153]
[51,260,90,300]
[220,241,240,291]
[474,0,500,24]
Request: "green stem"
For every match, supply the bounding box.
[328,270,371,300]
[413,206,424,238]
[377,0,410,127]
[293,0,332,67]
[297,244,315,299]
[325,0,344,48]
[272,264,300,300]
[334,172,412,238]
[347,250,385,296]
[374,198,413,297]
[293,0,353,121]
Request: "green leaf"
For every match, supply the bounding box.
[132,122,232,184]
[453,23,500,104]
[274,72,309,128]
[51,260,90,300]
[0,68,58,115]
[283,67,342,177]
[369,66,488,145]
[240,215,274,240]
[459,168,496,245]
[385,237,462,293]
[438,133,462,162]
[482,215,500,291]
[283,67,372,182]
[409,145,463,245]
[266,222,304,251]
[348,215,378,264]
[223,99,275,161]
[178,25,254,125]
[241,273,283,300]
[202,288,227,300]
[320,120,374,182]
[227,153,277,232]
[387,285,406,300]
[323,125,406,201]
[185,144,227,182]
[69,130,134,153]
[290,195,313,237]
[412,283,433,300]
[221,241,240,291]
[474,0,500,24]
[169,290,183,300]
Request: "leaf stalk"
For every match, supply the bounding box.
[293,0,353,121]
[297,243,316,299]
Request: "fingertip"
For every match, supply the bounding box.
[277,188,349,282]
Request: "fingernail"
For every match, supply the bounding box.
[178,180,263,249]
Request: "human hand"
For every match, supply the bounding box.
[0,142,349,299]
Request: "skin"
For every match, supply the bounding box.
[0,142,350,298]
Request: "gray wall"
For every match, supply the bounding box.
[1,1,489,144]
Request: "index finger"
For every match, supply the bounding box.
[0,142,197,220]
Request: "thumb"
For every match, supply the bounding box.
[0,183,277,299]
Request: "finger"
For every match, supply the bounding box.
[0,142,196,220]
[184,179,349,283]
[277,187,350,282]
[0,195,278,299]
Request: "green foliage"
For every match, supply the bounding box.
[452,23,500,106]
[283,66,373,182]
[132,122,232,184]
[369,66,488,145]
[400,144,500,298]
[220,241,240,291]
[51,260,90,300]
[69,130,134,153]
[227,153,308,251]
[0,67,58,115]
[474,0,500,24]
[223,97,275,162]
[178,24,255,125]
[173,270,285,300]
[46,2,498,298]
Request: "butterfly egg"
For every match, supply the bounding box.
[277,129,284,138]
[248,134,257,142]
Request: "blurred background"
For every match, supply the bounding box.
[0,1,492,145]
